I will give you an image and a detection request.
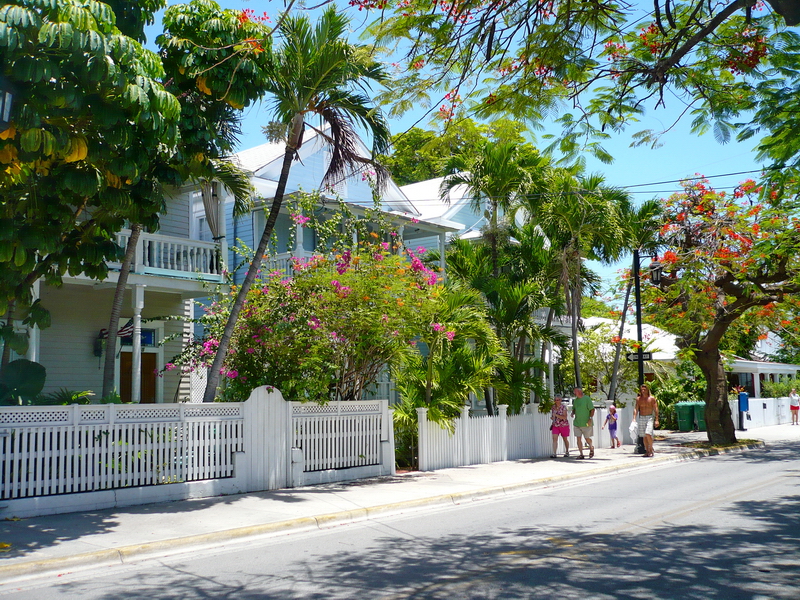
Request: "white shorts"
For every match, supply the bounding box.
[638,414,654,437]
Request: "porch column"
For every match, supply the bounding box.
[131,284,146,404]
[216,185,228,271]
[25,279,40,362]
[547,341,555,397]
[438,232,446,278]
[754,373,762,398]
[293,209,304,255]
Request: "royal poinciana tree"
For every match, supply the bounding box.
[361,0,800,169]
[646,177,800,444]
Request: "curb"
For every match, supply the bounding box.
[0,441,764,583]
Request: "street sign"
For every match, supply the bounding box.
[625,352,653,361]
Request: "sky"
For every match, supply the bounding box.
[152,1,770,298]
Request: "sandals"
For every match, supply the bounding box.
[577,455,585,460]
[589,449,594,459]
[550,454,557,458]
[563,451,570,458]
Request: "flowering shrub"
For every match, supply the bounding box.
[180,242,445,403]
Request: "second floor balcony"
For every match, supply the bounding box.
[112,229,225,284]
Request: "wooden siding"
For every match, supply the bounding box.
[38,285,190,402]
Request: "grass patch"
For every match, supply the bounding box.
[679,439,759,449]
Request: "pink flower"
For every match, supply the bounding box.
[416,246,426,254]
[381,242,390,250]
[246,348,255,354]
[432,323,444,332]
[445,331,456,341]
[374,253,384,261]
[164,362,176,371]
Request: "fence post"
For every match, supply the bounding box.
[382,403,396,476]
[497,404,508,462]
[458,406,470,467]
[416,407,428,471]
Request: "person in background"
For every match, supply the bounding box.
[789,388,799,425]
[603,404,621,448]
[571,387,595,459]
[634,384,659,457]
[550,394,570,458]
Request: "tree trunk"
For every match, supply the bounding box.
[203,114,304,402]
[102,223,142,399]
[484,387,494,416]
[608,280,633,402]
[570,275,582,389]
[693,347,737,445]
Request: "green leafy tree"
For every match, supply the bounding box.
[0,0,181,353]
[380,118,528,185]
[364,1,800,169]
[646,177,800,444]
[101,0,269,398]
[203,7,391,402]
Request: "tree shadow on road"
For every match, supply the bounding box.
[55,452,800,600]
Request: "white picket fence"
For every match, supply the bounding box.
[0,403,243,500]
[417,403,631,471]
[0,388,395,518]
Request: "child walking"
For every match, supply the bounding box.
[603,404,622,449]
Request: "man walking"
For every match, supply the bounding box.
[634,384,659,457]
[571,387,595,459]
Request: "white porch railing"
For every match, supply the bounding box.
[115,229,223,281]
[0,403,243,500]
[263,250,316,277]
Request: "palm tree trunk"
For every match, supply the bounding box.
[570,272,582,389]
[608,279,633,402]
[203,114,303,402]
[102,223,142,399]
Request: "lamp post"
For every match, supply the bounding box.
[632,249,662,453]
[0,75,15,132]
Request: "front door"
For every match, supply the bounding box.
[120,352,157,403]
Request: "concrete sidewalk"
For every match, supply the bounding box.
[1,424,794,583]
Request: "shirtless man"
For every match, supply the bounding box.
[634,384,659,457]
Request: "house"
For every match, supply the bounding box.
[24,183,229,404]
[224,131,457,282]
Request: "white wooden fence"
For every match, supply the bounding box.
[417,403,630,471]
[0,403,243,500]
[0,388,395,518]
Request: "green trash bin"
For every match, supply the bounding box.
[675,402,694,432]
[693,401,707,431]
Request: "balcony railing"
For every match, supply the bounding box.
[114,230,223,282]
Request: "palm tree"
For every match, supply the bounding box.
[440,141,545,276]
[203,7,390,402]
[536,170,632,388]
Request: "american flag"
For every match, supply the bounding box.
[117,318,135,338]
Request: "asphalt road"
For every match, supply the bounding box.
[2,441,798,599]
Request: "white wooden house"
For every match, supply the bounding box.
[24,183,229,404]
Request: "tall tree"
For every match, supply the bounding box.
[365,1,800,169]
[607,199,664,402]
[101,0,268,398]
[647,177,800,444]
[536,170,632,388]
[0,0,181,356]
[203,7,391,402]
[441,140,544,276]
